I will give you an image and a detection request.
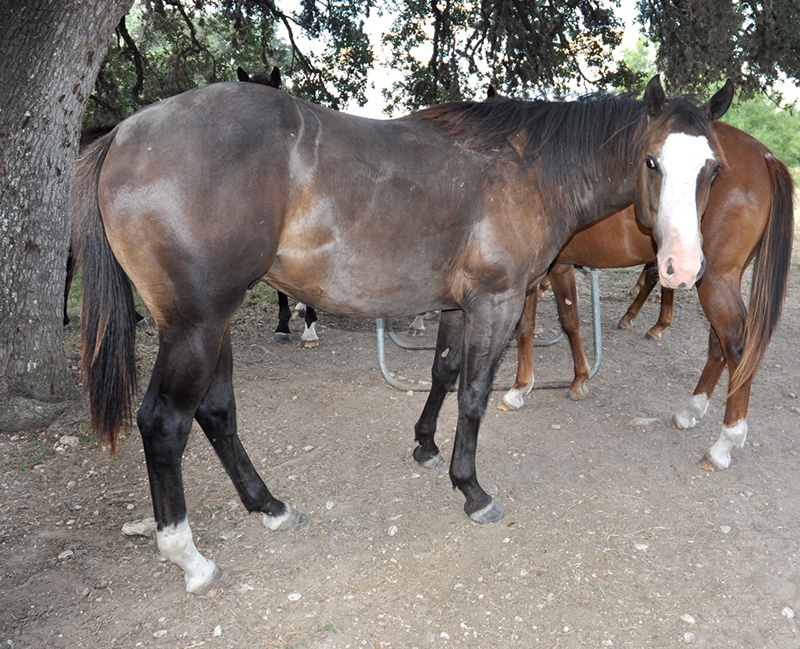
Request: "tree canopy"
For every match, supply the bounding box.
[87,0,800,123]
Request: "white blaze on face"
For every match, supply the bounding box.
[655,132,713,289]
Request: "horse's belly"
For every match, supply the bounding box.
[264,253,456,319]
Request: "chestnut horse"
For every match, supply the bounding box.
[502,122,794,472]
[72,76,731,593]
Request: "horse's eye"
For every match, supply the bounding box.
[712,162,722,176]
[645,157,658,171]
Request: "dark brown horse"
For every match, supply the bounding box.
[72,76,731,593]
[502,121,793,472]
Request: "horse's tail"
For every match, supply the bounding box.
[71,130,137,454]
[728,153,795,397]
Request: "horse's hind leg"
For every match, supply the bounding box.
[550,265,591,400]
[694,283,750,470]
[137,326,231,594]
[195,326,308,528]
[645,288,674,340]
[413,310,464,469]
[672,327,724,430]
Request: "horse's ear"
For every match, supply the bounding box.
[704,79,734,121]
[270,67,281,89]
[236,66,251,83]
[487,85,498,99]
[643,75,667,119]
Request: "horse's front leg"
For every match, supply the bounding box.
[413,310,464,469]
[452,297,523,524]
[272,291,293,343]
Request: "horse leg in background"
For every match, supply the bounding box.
[413,309,464,469]
[499,291,537,411]
[629,266,648,297]
[195,327,307,529]
[409,314,427,336]
[273,291,293,343]
[296,303,319,349]
[618,263,658,329]
[645,287,674,340]
[64,248,77,327]
[549,265,591,400]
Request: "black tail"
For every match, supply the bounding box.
[71,131,137,453]
[729,153,794,397]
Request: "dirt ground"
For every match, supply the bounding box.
[2,252,800,648]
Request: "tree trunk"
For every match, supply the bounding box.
[0,0,134,433]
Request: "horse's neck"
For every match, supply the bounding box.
[548,172,637,231]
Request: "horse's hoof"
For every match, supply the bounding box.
[468,502,504,524]
[413,447,444,469]
[300,340,319,349]
[193,565,233,597]
[409,329,425,337]
[617,319,633,330]
[698,454,720,472]
[497,400,515,412]
[272,332,293,344]
[262,504,309,531]
[568,384,589,400]
[645,330,662,341]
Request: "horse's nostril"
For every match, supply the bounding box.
[666,261,675,276]
[678,282,687,289]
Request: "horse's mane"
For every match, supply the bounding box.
[412,91,720,216]
[414,92,647,169]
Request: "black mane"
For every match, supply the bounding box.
[414,91,718,218]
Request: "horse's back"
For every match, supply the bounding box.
[93,83,537,322]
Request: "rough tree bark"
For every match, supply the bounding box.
[0,0,134,433]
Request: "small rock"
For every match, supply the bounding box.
[388,525,398,537]
[213,625,223,636]
[58,550,74,560]
[126,503,135,510]
[152,630,167,638]
[59,435,79,448]
[551,424,562,430]
[325,501,335,510]
[288,593,302,602]
[684,631,696,643]
[782,607,795,619]
[680,614,696,624]
[720,525,731,534]
[630,417,660,427]
[121,517,156,537]
[634,543,648,551]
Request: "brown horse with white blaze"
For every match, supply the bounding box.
[502,121,793,472]
[72,76,732,593]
